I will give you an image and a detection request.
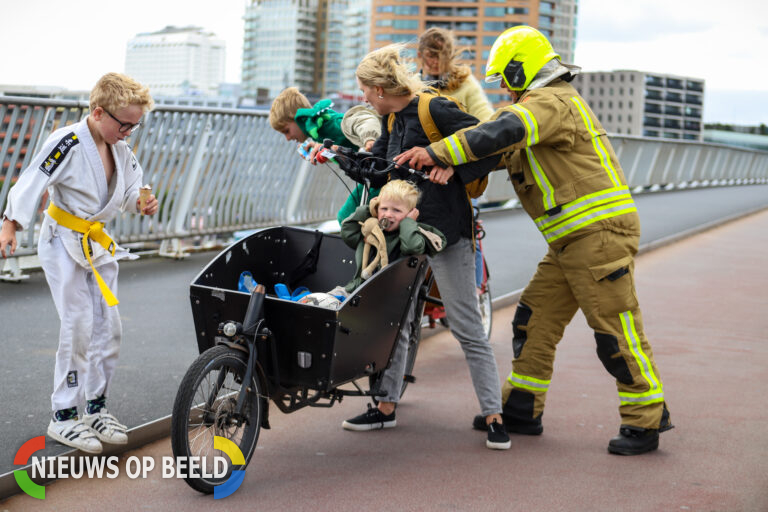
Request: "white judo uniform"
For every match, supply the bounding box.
[3,117,143,412]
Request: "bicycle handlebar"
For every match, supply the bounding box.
[323,139,429,184]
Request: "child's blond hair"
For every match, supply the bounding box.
[356,45,425,97]
[269,87,312,131]
[89,72,154,113]
[379,179,420,211]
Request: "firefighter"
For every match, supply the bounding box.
[396,26,673,455]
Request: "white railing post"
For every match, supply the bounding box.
[159,115,213,258]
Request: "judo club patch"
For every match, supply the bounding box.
[40,133,79,176]
[66,371,78,388]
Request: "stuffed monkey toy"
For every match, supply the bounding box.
[359,197,389,280]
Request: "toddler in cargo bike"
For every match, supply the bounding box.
[328,179,446,302]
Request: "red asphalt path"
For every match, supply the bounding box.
[3,209,768,512]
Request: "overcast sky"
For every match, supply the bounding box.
[1,0,767,124]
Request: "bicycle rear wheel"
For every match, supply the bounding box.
[171,345,263,494]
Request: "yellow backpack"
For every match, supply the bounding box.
[387,90,488,199]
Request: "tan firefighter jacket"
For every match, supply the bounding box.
[425,79,641,250]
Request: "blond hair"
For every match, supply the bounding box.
[379,179,420,211]
[89,72,154,113]
[269,87,311,131]
[418,28,471,91]
[356,45,425,97]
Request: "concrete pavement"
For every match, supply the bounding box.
[2,208,768,511]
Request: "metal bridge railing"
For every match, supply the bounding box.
[2,97,768,279]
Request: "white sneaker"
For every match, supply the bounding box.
[47,418,103,454]
[83,410,128,444]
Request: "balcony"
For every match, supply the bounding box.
[685,94,702,105]
[665,92,683,103]
[666,78,684,89]
[686,81,704,92]
[645,75,664,87]
[684,106,702,118]
[664,105,682,116]
[644,102,662,114]
[664,119,682,129]
[684,121,701,131]
[643,116,662,127]
[645,89,663,100]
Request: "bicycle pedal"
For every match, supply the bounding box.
[403,374,416,384]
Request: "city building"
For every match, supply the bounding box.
[125,26,226,97]
[243,0,369,100]
[340,0,372,95]
[243,0,318,99]
[369,0,578,106]
[571,71,705,140]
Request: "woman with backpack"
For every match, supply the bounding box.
[339,44,510,451]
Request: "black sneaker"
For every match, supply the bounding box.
[608,426,659,455]
[342,404,396,431]
[486,419,511,450]
[472,414,543,435]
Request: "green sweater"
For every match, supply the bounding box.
[340,204,446,292]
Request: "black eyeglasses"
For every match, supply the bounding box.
[102,108,142,134]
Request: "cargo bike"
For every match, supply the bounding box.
[170,150,440,494]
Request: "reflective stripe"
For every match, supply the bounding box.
[534,186,636,243]
[510,104,539,146]
[443,134,467,165]
[507,371,550,392]
[540,198,637,243]
[510,105,554,210]
[570,97,622,188]
[524,148,556,210]
[618,311,663,406]
[535,186,633,230]
[618,390,665,405]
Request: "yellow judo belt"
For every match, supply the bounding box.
[47,202,119,306]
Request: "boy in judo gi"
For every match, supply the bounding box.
[0,72,158,454]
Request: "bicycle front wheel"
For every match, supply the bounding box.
[171,345,263,494]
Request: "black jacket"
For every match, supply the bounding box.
[370,94,500,245]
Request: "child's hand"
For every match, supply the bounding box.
[138,195,159,216]
[0,219,19,258]
[407,207,419,221]
[306,142,325,164]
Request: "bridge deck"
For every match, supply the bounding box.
[3,208,767,510]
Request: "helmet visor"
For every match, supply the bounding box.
[485,72,503,84]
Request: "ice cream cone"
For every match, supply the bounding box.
[139,185,152,215]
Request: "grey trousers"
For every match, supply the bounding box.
[377,237,503,416]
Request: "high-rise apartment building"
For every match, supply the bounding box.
[369,0,578,105]
[243,0,369,100]
[340,0,372,95]
[243,0,318,99]
[125,26,225,97]
[571,71,705,140]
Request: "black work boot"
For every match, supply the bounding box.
[608,426,659,455]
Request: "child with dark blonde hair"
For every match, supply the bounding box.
[1,72,158,454]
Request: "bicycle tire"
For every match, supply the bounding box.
[171,345,263,494]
